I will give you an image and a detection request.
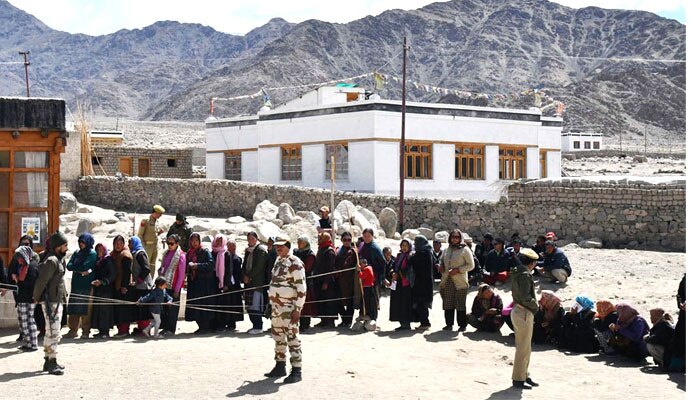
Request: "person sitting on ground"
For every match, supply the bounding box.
[464,234,482,287]
[474,233,494,268]
[356,259,378,329]
[592,300,618,355]
[483,238,511,286]
[432,240,443,281]
[467,283,504,332]
[507,238,522,257]
[560,295,599,353]
[137,276,173,339]
[532,235,547,259]
[532,290,564,345]
[609,302,650,361]
[535,241,571,284]
[644,308,675,370]
[502,302,515,332]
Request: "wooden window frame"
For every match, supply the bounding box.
[498,146,527,180]
[593,141,600,149]
[573,141,580,149]
[281,145,302,181]
[454,143,485,180]
[325,142,349,181]
[224,150,242,181]
[403,142,432,180]
[584,141,591,149]
[540,150,547,179]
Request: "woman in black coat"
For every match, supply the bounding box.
[217,239,245,331]
[410,235,435,330]
[559,296,600,353]
[185,233,216,333]
[90,243,116,338]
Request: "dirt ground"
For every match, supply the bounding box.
[0,246,685,399]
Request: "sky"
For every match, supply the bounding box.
[7,0,686,36]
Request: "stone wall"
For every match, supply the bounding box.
[60,130,81,191]
[91,146,193,179]
[74,176,685,251]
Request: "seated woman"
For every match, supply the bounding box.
[532,290,564,345]
[502,301,515,332]
[592,300,618,355]
[644,308,675,370]
[609,302,650,361]
[560,295,599,353]
[467,284,504,332]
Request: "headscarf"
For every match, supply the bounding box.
[318,232,334,250]
[211,234,227,288]
[538,290,562,321]
[395,239,413,272]
[94,243,110,264]
[128,236,145,254]
[573,295,595,313]
[74,232,95,266]
[448,229,466,249]
[615,302,639,327]
[595,300,616,319]
[14,245,34,267]
[413,235,432,253]
[187,233,201,263]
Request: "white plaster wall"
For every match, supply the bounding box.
[241,150,258,182]
[484,145,500,182]
[526,147,539,179]
[538,126,563,150]
[547,150,561,178]
[561,136,572,152]
[257,147,281,184]
[257,112,376,146]
[301,144,325,188]
[206,153,225,179]
[206,122,259,151]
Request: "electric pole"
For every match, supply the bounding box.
[399,36,409,233]
[18,51,30,97]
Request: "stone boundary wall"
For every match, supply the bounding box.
[92,146,193,179]
[74,176,685,252]
[562,150,686,159]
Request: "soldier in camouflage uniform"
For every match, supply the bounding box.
[264,234,306,384]
[138,205,165,277]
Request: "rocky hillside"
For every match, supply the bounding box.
[0,0,685,141]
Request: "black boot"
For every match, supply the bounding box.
[46,358,64,375]
[283,366,302,384]
[525,377,539,387]
[512,380,531,390]
[264,361,287,378]
[44,356,64,371]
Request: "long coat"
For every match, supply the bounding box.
[185,247,216,322]
[91,256,116,331]
[66,249,97,315]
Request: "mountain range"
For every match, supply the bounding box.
[0,0,685,141]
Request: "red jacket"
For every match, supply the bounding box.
[359,266,374,287]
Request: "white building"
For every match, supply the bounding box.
[561,132,602,152]
[206,86,563,200]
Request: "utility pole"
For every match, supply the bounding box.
[399,36,409,233]
[18,51,30,97]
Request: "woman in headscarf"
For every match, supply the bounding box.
[644,308,675,369]
[592,300,618,354]
[6,235,42,343]
[335,231,359,328]
[410,235,434,330]
[313,232,338,328]
[609,302,650,361]
[438,229,475,332]
[129,236,154,336]
[66,233,97,339]
[560,295,599,353]
[158,234,187,336]
[221,236,245,331]
[13,245,40,351]
[211,234,233,332]
[111,235,136,338]
[389,239,414,331]
[467,283,504,333]
[184,233,216,334]
[90,243,115,339]
[532,290,564,345]
[294,235,317,331]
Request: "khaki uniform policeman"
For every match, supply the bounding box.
[264,234,306,384]
[138,205,165,277]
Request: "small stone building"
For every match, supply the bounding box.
[561,132,603,152]
[91,146,193,178]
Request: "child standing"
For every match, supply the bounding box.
[357,259,378,325]
[137,277,173,339]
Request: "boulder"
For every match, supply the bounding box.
[191,223,210,232]
[226,216,247,224]
[77,205,93,213]
[59,192,77,214]
[401,229,420,240]
[278,203,296,225]
[77,216,102,235]
[271,219,284,228]
[562,243,580,251]
[632,155,647,163]
[378,207,398,237]
[59,214,80,223]
[253,200,279,221]
[351,211,375,232]
[357,207,380,229]
[249,220,285,243]
[393,232,401,240]
[335,200,357,223]
[114,212,129,222]
[434,231,449,243]
[417,227,434,240]
[297,211,322,225]
[578,238,603,249]
[283,220,318,244]
[102,216,119,225]
[290,216,304,224]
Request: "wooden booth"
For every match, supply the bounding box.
[0,97,67,266]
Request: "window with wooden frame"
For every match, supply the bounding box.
[404,142,432,179]
[540,150,547,178]
[584,141,591,149]
[573,141,580,149]
[454,144,485,180]
[593,141,600,149]
[499,146,527,180]
[325,143,348,180]
[224,151,242,181]
[281,145,302,181]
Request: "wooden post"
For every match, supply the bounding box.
[399,36,408,233]
[330,155,336,240]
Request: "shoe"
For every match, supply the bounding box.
[18,345,38,352]
[46,358,64,376]
[152,334,162,339]
[512,380,531,390]
[16,334,24,342]
[394,325,410,331]
[283,367,302,384]
[247,328,264,335]
[114,332,129,339]
[442,325,453,331]
[130,329,143,337]
[264,361,287,378]
[525,378,539,387]
[65,330,78,339]
[44,356,64,371]
[161,331,174,337]
[457,326,467,332]
[215,328,226,333]
[416,324,431,331]
[80,334,90,339]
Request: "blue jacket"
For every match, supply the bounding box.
[138,287,174,314]
[537,248,572,276]
[359,241,386,286]
[484,248,512,274]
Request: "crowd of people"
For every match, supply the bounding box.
[0,204,686,383]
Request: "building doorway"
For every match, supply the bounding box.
[138,158,150,177]
[119,157,131,176]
